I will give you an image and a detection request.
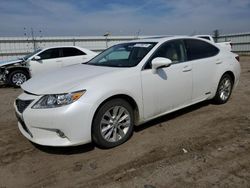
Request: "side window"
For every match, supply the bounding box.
[185,39,219,61]
[145,40,186,69]
[39,49,60,60]
[62,48,86,57]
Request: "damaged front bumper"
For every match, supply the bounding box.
[0,68,8,83]
[0,59,29,84]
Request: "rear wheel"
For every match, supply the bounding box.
[213,74,233,104]
[92,99,134,148]
[8,70,29,87]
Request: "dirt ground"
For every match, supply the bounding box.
[0,57,250,188]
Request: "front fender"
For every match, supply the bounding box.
[78,86,144,126]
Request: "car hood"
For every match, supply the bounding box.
[0,59,23,67]
[21,64,121,95]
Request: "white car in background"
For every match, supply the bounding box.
[15,36,240,148]
[195,35,232,51]
[0,46,97,86]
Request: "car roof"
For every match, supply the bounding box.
[131,35,200,43]
[42,46,83,50]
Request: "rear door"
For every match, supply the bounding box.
[184,39,220,102]
[61,47,88,67]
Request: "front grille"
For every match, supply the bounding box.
[16,99,33,113]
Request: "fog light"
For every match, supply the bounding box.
[56,130,66,138]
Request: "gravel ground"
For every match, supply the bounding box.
[0,57,249,188]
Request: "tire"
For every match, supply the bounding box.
[92,98,134,148]
[213,74,233,104]
[8,70,29,87]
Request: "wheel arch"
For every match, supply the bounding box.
[215,70,235,93]
[7,67,31,79]
[91,94,141,132]
[213,70,235,104]
[222,71,235,85]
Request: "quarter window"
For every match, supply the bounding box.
[185,39,219,61]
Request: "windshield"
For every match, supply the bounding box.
[87,42,156,67]
[22,49,42,60]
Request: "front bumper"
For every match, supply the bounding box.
[14,92,94,146]
[0,69,7,83]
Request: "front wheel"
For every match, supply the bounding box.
[8,70,29,87]
[92,99,134,148]
[213,74,233,104]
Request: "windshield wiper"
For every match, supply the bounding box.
[18,57,26,61]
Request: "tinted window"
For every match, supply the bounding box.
[185,39,219,61]
[62,48,86,57]
[145,40,186,69]
[39,49,60,60]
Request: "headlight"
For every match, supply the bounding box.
[32,90,86,109]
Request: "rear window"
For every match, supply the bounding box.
[62,47,86,57]
[185,39,219,61]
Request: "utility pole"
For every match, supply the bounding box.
[103,32,111,49]
[213,29,219,43]
[31,28,36,51]
[135,29,141,39]
[24,27,42,52]
[24,27,29,53]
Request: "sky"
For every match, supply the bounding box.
[0,0,250,37]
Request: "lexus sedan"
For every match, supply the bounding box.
[14,36,241,148]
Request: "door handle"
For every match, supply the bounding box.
[182,66,192,72]
[56,60,62,62]
[216,59,223,64]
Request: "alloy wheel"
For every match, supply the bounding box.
[12,73,27,86]
[218,77,232,101]
[100,106,131,142]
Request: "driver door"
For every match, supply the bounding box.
[29,48,62,76]
[141,40,193,119]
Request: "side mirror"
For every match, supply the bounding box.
[33,56,41,61]
[151,57,172,73]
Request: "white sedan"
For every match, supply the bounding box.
[15,36,241,148]
[0,46,97,86]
